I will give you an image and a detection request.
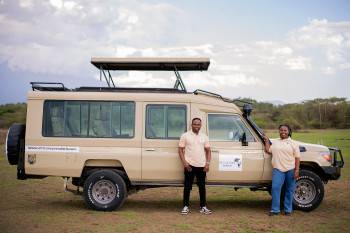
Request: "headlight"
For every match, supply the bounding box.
[319,151,331,162]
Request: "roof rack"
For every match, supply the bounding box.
[193,89,252,106]
[30,82,68,91]
[75,86,187,93]
[91,57,210,92]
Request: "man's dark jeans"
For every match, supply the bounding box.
[183,165,207,208]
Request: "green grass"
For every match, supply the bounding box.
[0,103,26,128]
[0,130,349,233]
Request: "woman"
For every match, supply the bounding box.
[263,124,300,216]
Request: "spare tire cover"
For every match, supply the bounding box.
[6,124,26,165]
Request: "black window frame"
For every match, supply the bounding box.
[145,104,187,140]
[42,100,135,139]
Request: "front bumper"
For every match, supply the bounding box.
[321,147,344,180]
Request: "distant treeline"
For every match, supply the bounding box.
[0,97,349,129]
[248,97,350,129]
[0,103,27,128]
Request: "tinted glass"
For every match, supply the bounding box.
[208,114,255,142]
[146,105,186,139]
[168,106,186,138]
[43,101,134,138]
[65,101,88,137]
[146,105,165,138]
[43,101,64,136]
[89,102,111,137]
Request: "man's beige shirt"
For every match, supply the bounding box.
[179,130,210,167]
[268,137,300,172]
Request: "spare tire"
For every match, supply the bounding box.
[6,124,26,165]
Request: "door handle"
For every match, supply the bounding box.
[145,148,156,151]
[211,150,219,153]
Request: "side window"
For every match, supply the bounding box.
[111,102,135,138]
[208,114,255,142]
[43,101,135,138]
[89,102,111,137]
[43,101,64,136]
[65,101,88,137]
[146,105,186,139]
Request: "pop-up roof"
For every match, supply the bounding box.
[90,57,210,91]
[91,57,210,71]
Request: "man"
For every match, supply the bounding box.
[178,117,212,215]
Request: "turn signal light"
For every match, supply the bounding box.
[320,152,331,162]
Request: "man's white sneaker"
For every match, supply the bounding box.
[181,206,190,215]
[199,206,212,215]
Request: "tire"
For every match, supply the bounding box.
[83,170,127,211]
[293,169,324,212]
[6,124,26,165]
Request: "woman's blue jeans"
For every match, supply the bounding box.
[271,168,296,213]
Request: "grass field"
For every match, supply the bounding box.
[0,129,349,233]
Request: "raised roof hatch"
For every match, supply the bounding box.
[91,57,210,91]
[91,57,210,71]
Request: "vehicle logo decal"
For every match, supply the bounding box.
[25,145,80,153]
[219,154,243,171]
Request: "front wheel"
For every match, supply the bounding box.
[293,169,324,212]
[83,170,127,211]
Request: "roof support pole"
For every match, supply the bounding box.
[173,66,187,92]
[107,70,116,88]
[100,66,111,87]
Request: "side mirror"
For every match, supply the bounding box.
[240,132,248,146]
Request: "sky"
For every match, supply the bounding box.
[0,0,350,104]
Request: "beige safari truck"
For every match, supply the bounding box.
[5,57,344,211]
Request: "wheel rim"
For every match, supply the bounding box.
[91,180,117,205]
[294,179,316,205]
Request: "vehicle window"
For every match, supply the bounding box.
[208,114,255,142]
[43,101,135,138]
[146,105,186,139]
[111,102,135,137]
[89,102,111,137]
[65,101,88,137]
[43,101,64,136]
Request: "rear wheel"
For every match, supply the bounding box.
[83,170,127,211]
[293,169,324,212]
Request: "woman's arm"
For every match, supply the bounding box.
[294,158,300,179]
[263,135,272,154]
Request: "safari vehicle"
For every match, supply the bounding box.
[5,57,344,212]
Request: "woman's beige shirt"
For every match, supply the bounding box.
[268,137,300,172]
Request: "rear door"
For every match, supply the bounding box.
[141,102,189,182]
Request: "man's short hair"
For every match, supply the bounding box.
[192,117,202,123]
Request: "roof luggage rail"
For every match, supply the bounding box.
[30,82,68,91]
[193,89,253,106]
[75,86,187,93]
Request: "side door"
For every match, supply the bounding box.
[141,102,189,182]
[206,113,264,183]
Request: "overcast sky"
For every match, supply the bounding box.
[1,0,349,104]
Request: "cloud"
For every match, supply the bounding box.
[0,0,188,75]
[0,0,349,103]
[285,56,311,70]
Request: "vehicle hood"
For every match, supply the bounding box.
[271,139,329,152]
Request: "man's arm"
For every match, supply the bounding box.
[203,147,211,172]
[178,147,191,172]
